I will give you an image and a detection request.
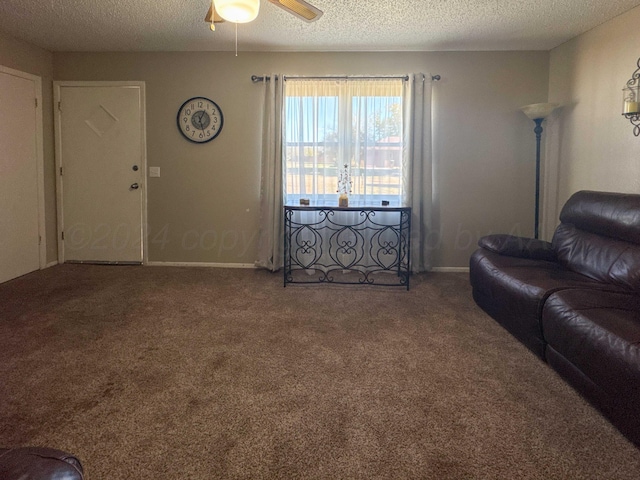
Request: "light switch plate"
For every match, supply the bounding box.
[149,167,160,178]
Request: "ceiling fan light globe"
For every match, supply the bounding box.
[213,0,260,23]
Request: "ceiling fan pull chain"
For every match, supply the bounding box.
[235,22,238,57]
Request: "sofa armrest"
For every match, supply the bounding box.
[0,447,84,479]
[478,234,557,262]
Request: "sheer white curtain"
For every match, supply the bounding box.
[283,78,405,207]
[255,74,284,271]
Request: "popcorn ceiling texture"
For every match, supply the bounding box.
[0,0,639,52]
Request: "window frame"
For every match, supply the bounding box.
[282,77,406,208]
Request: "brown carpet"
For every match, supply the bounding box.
[0,265,638,479]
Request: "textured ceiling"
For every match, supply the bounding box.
[1,0,640,52]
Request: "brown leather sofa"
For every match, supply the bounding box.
[470,190,640,446]
[0,447,84,479]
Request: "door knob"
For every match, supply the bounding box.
[130,183,139,190]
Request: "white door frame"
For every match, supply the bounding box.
[0,64,46,270]
[54,81,148,264]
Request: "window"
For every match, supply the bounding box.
[283,78,405,207]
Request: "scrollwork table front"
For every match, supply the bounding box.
[283,206,411,289]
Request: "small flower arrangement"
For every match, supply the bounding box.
[337,164,352,207]
[337,164,352,195]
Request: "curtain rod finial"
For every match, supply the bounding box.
[252,75,272,83]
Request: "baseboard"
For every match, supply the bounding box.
[146,261,256,269]
[77,261,465,272]
[45,261,59,269]
[431,267,470,273]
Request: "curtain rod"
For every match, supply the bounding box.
[251,74,441,83]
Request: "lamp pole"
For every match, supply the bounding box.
[533,118,544,239]
[520,103,559,240]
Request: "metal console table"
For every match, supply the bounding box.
[284,206,411,289]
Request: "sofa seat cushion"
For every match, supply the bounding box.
[542,289,640,401]
[470,248,623,357]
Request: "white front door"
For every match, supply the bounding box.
[56,83,145,263]
[0,68,43,283]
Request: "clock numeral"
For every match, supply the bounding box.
[199,133,204,139]
[212,117,218,124]
[183,117,188,123]
[206,130,211,137]
[186,126,190,132]
[185,109,191,115]
[191,131,195,137]
[198,102,203,108]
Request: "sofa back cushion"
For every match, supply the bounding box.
[559,190,640,243]
[553,224,640,290]
[553,191,640,291]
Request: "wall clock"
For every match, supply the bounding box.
[177,97,224,143]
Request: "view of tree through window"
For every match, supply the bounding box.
[283,78,405,207]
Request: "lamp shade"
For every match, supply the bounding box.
[213,0,260,23]
[520,103,559,120]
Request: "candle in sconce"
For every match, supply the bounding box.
[624,101,640,114]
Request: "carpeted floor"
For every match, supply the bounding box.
[0,265,638,479]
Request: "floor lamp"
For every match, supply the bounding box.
[520,103,559,239]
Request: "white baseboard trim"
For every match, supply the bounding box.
[146,261,256,269]
[144,262,468,272]
[431,267,470,273]
[45,261,59,269]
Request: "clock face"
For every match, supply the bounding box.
[177,97,223,143]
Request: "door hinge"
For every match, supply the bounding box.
[61,231,65,240]
[58,101,61,111]
[59,167,63,176]
[39,235,42,245]
[35,98,38,108]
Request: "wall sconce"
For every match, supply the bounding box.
[622,57,640,136]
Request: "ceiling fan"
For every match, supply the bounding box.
[205,0,323,30]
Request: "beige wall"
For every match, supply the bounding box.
[10,6,640,268]
[0,32,57,264]
[545,5,640,238]
[54,50,549,267]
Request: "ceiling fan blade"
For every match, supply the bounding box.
[204,4,225,23]
[268,0,323,22]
